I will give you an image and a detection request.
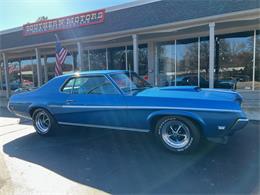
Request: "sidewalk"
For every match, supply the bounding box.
[0,96,8,109]
[239,90,260,121]
[1,91,259,121]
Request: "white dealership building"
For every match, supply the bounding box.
[0,0,259,98]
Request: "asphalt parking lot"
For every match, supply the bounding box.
[0,112,259,194]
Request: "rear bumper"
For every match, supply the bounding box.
[7,101,32,120]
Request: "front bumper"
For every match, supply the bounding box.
[230,118,249,131]
[207,118,249,144]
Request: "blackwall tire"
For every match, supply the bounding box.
[155,116,200,153]
[32,108,57,136]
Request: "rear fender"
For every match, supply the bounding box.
[28,104,51,117]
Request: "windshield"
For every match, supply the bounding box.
[110,72,152,95]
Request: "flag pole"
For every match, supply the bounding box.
[54,34,69,76]
[55,34,74,71]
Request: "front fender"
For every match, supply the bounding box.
[147,110,206,135]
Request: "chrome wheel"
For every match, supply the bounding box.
[161,119,191,149]
[35,111,51,134]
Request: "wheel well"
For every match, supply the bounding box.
[150,115,205,137]
[29,107,49,118]
[29,107,38,117]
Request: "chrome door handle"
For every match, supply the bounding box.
[66,100,75,103]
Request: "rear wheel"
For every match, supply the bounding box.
[155,116,200,153]
[32,108,57,136]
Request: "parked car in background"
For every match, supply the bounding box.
[2,80,21,90]
[8,70,248,153]
[169,74,237,89]
[2,79,34,91]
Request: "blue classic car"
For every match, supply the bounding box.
[8,70,248,153]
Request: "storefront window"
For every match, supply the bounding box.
[138,44,148,76]
[46,56,56,80]
[41,56,47,84]
[127,44,148,77]
[157,41,175,86]
[108,47,126,70]
[255,31,260,90]
[74,51,89,71]
[89,49,106,70]
[82,51,89,71]
[157,39,199,87]
[216,32,254,90]
[176,38,198,86]
[20,58,35,88]
[63,54,74,74]
[200,37,210,88]
[46,53,74,81]
[127,46,133,72]
[8,60,21,90]
[0,61,4,91]
[32,58,39,87]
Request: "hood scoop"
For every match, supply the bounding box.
[160,86,201,92]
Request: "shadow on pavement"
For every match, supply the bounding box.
[3,122,260,194]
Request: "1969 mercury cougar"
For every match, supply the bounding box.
[8,70,248,153]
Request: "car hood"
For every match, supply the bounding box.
[136,86,242,103]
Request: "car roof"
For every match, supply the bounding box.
[59,70,128,78]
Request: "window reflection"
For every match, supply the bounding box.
[200,37,210,88]
[89,49,107,70]
[176,38,198,86]
[139,44,148,76]
[127,44,148,77]
[46,56,56,80]
[46,54,74,80]
[255,31,260,90]
[127,46,133,72]
[216,32,254,90]
[108,47,126,70]
[8,60,21,90]
[20,58,34,88]
[157,39,199,87]
[32,58,38,87]
[0,61,4,91]
[63,55,74,74]
[157,41,175,86]
[82,51,89,71]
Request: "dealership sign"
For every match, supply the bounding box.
[23,9,105,36]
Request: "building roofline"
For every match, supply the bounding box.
[105,0,161,12]
[0,27,23,35]
[0,0,161,35]
[1,7,259,53]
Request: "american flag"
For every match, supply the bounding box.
[55,35,68,76]
[8,65,18,74]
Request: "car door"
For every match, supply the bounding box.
[57,75,129,129]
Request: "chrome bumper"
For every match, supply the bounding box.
[231,118,249,131]
[207,118,249,144]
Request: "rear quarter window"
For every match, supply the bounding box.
[61,78,75,94]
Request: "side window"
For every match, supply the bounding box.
[62,78,75,94]
[73,76,119,95]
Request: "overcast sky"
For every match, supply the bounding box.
[0,0,135,31]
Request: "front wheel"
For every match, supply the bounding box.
[155,116,200,153]
[32,108,57,136]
